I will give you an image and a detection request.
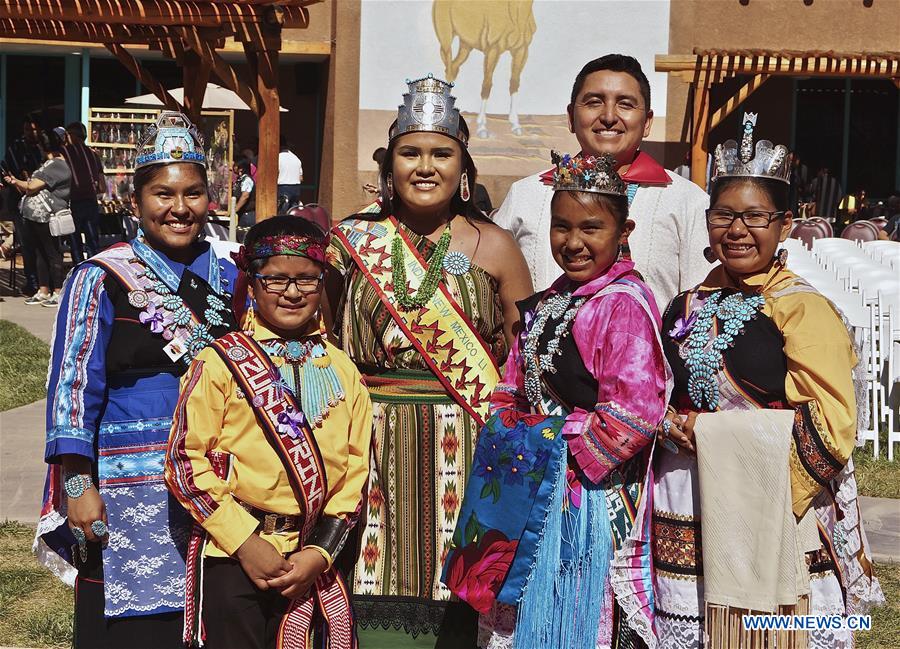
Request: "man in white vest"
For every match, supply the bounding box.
[495,54,711,309]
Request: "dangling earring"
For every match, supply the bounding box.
[616,244,624,262]
[459,171,471,202]
[244,299,257,335]
[386,173,394,201]
[775,247,789,266]
[703,246,717,263]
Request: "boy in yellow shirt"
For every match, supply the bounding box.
[165,216,372,649]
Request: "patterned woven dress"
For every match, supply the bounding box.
[328,216,508,637]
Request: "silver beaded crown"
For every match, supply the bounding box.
[712,112,790,184]
[135,111,206,171]
[389,74,468,146]
[551,151,626,196]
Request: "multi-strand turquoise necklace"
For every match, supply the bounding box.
[390,218,471,311]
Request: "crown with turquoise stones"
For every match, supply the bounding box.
[135,111,206,171]
[390,74,468,146]
[550,151,626,196]
[712,112,790,185]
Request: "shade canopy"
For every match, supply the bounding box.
[126,82,288,112]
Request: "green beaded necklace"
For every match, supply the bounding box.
[391,221,452,311]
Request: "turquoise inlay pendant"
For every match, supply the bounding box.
[443,250,471,276]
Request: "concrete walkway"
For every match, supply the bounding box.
[0,294,56,343]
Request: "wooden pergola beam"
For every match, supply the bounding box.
[657,53,900,79]
[690,56,713,188]
[0,18,176,43]
[179,26,259,114]
[244,42,281,220]
[709,73,770,131]
[106,43,182,112]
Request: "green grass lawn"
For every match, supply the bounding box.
[0,320,50,412]
[854,434,900,500]
[0,522,72,648]
[0,520,897,648]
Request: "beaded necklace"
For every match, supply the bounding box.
[391,221,452,311]
[259,338,346,427]
[522,291,586,406]
[683,290,765,410]
[129,233,231,360]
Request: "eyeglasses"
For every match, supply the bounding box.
[705,208,786,229]
[254,273,324,294]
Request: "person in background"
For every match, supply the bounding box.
[62,122,105,263]
[277,137,303,211]
[494,54,710,310]
[2,127,69,306]
[878,194,900,241]
[240,144,258,181]
[363,147,388,195]
[3,116,45,295]
[789,153,810,215]
[811,166,841,221]
[233,157,256,235]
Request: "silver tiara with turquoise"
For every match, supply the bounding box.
[135,111,207,171]
[551,151,626,196]
[712,112,790,184]
[390,74,468,146]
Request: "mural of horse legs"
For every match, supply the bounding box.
[433,0,536,139]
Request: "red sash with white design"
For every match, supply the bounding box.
[209,331,355,649]
[333,216,500,425]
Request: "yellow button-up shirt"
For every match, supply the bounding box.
[165,323,373,559]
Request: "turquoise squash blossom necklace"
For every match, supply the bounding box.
[391,220,454,311]
[683,290,765,410]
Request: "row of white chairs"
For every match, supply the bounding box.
[783,238,900,459]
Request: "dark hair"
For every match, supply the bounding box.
[570,54,651,110]
[45,129,65,154]
[372,147,387,165]
[243,214,328,275]
[234,157,253,175]
[279,136,289,151]
[550,190,630,229]
[709,176,791,213]
[66,122,87,140]
[132,162,209,200]
[360,116,489,224]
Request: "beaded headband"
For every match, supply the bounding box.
[231,233,330,271]
[389,74,468,147]
[135,111,207,171]
[712,112,790,185]
[551,151,626,196]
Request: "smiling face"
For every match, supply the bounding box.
[708,181,793,279]
[249,255,323,338]
[390,131,463,216]
[133,164,209,261]
[550,191,633,283]
[567,70,653,166]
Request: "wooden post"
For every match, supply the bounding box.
[691,65,711,189]
[250,46,280,220]
[182,48,211,124]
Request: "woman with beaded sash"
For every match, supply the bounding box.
[325,75,532,646]
[652,115,883,649]
[35,111,239,648]
[441,152,670,649]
